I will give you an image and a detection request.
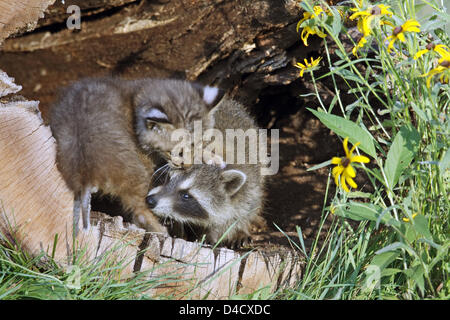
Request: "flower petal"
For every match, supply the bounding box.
[351,155,370,163]
[403,19,420,31]
[332,165,344,177]
[378,4,393,16]
[301,28,310,46]
[349,11,370,20]
[349,141,361,156]
[352,45,359,57]
[386,36,396,52]
[333,166,343,187]
[344,164,356,178]
[343,137,350,158]
[316,27,327,38]
[362,16,374,36]
[402,212,418,222]
[345,175,358,189]
[296,13,311,32]
[331,157,342,165]
[341,174,350,192]
[414,49,429,60]
[435,44,450,59]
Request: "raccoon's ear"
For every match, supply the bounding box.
[222,169,247,196]
[192,83,224,109]
[140,107,171,124]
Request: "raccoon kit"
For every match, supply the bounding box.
[49,77,219,235]
[146,98,266,247]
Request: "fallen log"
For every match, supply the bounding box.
[0,0,56,43]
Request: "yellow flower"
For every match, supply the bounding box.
[296,6,328,46]
[349,4,393,56]
[300,26,327,46]
[422,59,450,87]
[386,19,421,52]
[352,36,368,57]
[414,43,450,60]
[350,4,393,37]
[295,56,322,77]
[402,212,418,222]
[331,137,370,192]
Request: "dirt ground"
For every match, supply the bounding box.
[250,107,341,250]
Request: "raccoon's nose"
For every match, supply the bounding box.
[146,195,157,209]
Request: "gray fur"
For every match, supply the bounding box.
[147,98,266,247]
[49,77,214,235]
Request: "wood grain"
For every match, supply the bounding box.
[0,0,56,43]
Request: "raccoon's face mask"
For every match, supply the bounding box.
[134,81,222,159]
[146,166,247,224]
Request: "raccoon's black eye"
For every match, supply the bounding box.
[145,119,159,130]
[179,192,191,201]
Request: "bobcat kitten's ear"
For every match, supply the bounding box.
[222,169,247,196]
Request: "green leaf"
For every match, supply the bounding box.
[371,251,399,270]
[407,264,425,295]
[329,7,342,37]
[334,202,399,226]
[376,241,416,257]
[411,102,429,122]
[384,125,421,189]
[308,108,376,158]
[382,268,402,277]
[307,159,332,172]
[346,191,372,199]
[363,251,399,291]
[413,215,433,241]
[401,223,419,243]
[439,148,450,173]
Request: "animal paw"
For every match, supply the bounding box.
[229,235,252,249]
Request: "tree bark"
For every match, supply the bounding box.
[0,0,56,43]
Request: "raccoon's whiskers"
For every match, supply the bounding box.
[151,163,170,182]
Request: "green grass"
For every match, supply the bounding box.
[0,232,179,300]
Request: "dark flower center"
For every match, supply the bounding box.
[370,6,381,15]
[440,60,450,68]
[426,42,435,50]
[393,26,403,36]
[341,157,351,168]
